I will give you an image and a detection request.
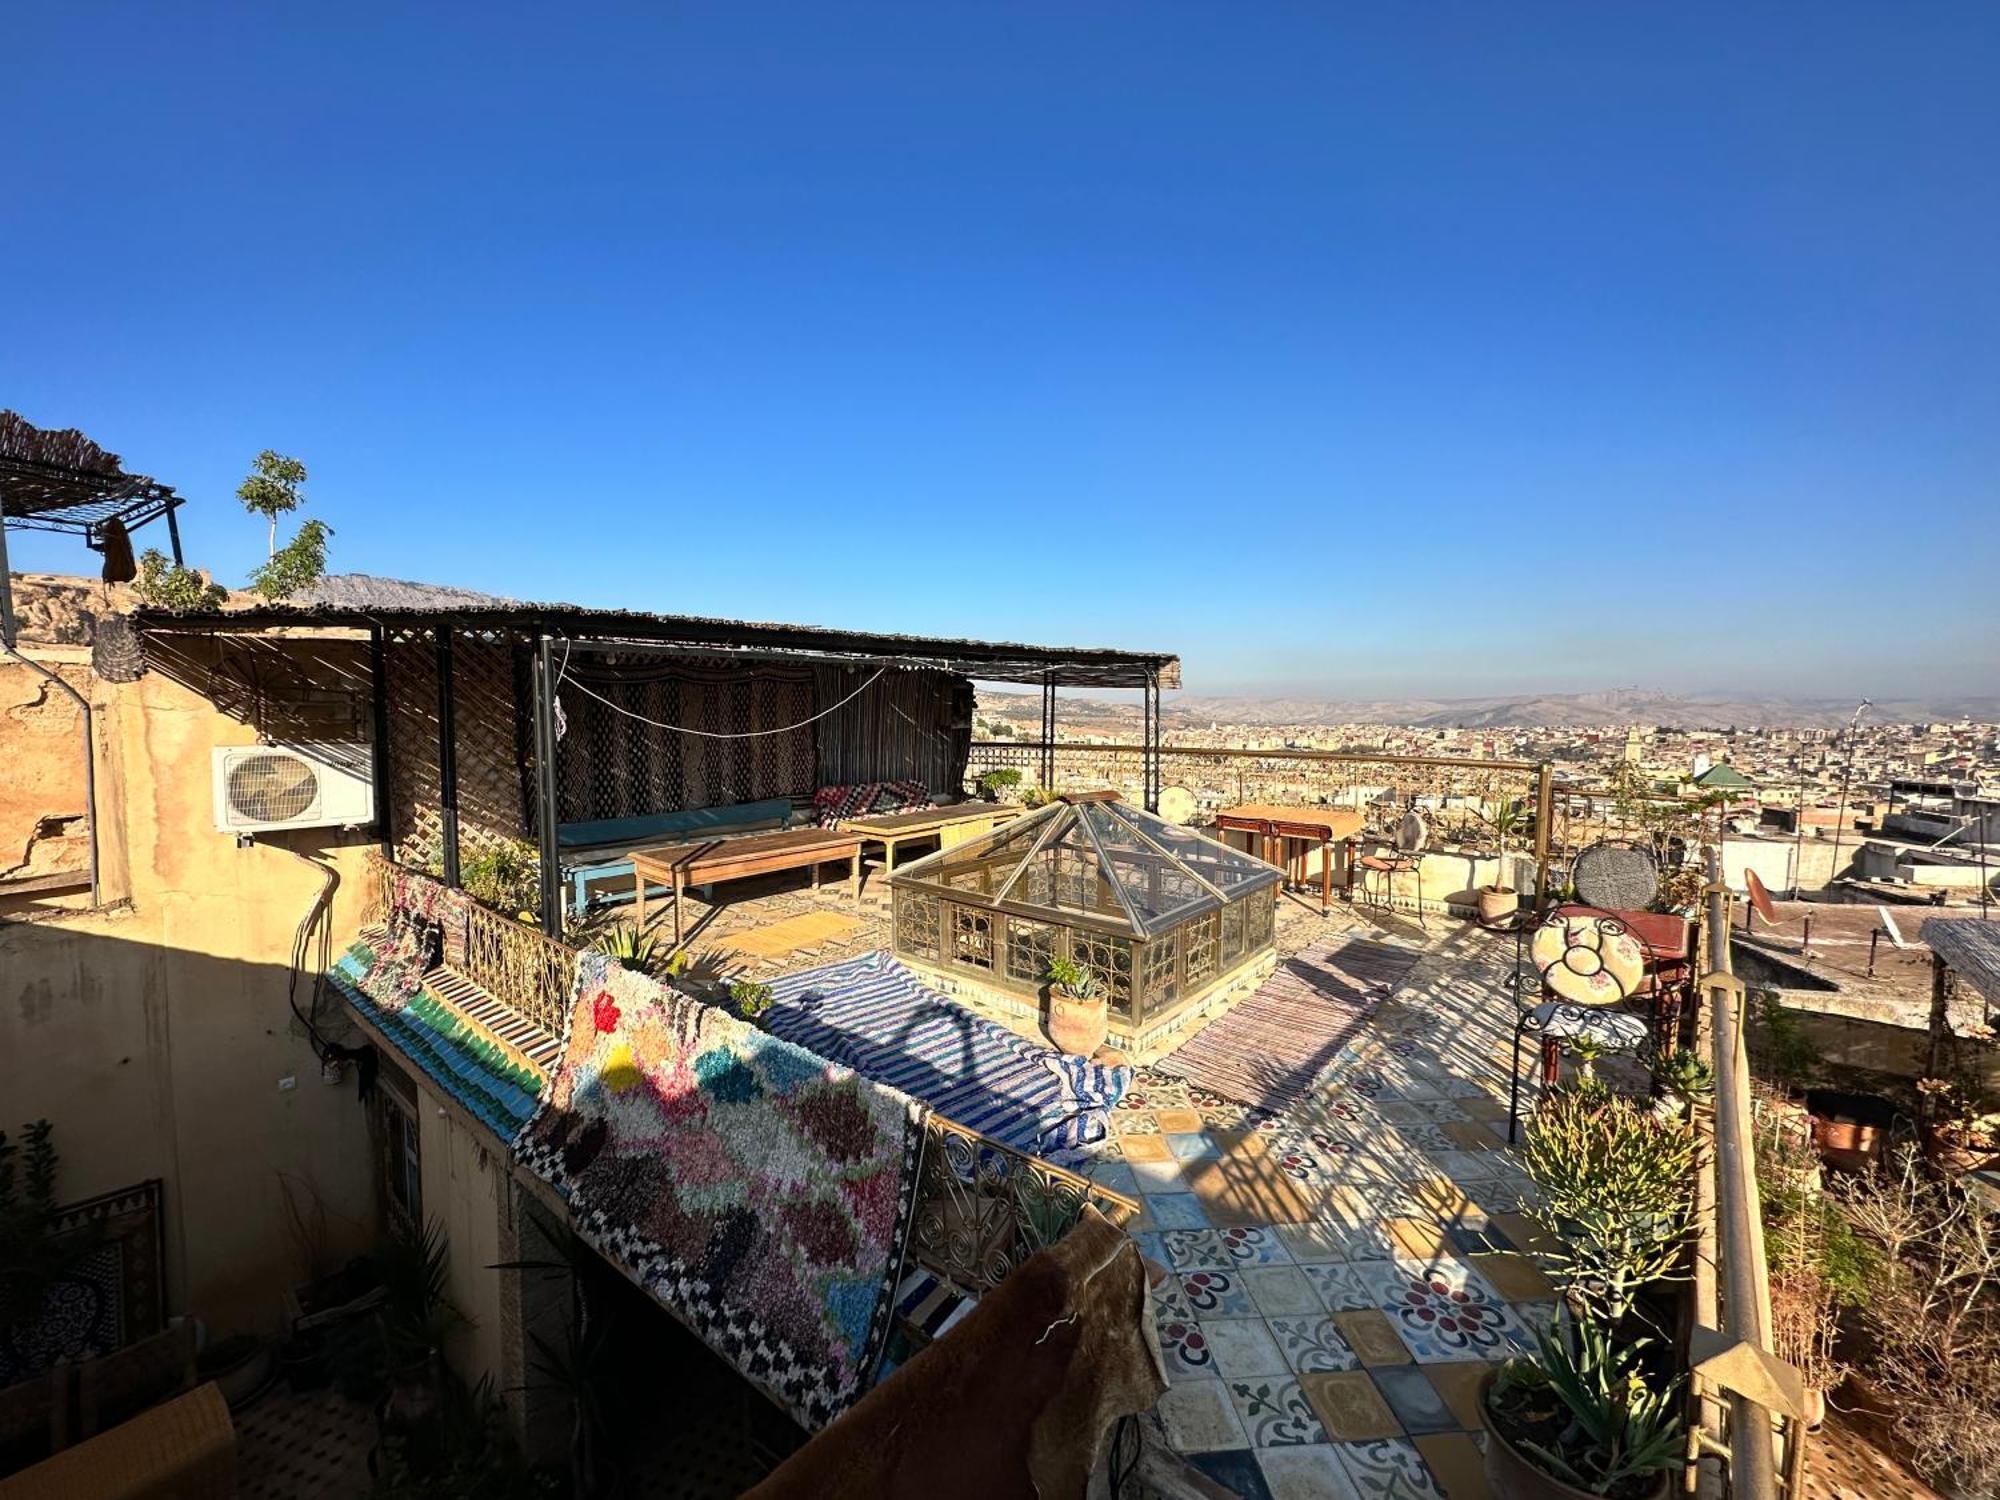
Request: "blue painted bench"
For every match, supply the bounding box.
[560,798,795,913]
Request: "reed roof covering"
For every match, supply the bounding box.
[129,598,1181,688]
[0,411,183,534]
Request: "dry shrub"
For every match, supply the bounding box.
[1836,1146,2000,1498]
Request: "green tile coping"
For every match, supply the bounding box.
[330,944,547,1139]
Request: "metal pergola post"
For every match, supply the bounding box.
[434,626,461,889]
[1143,670,1162,812]
[532,635,565,935]
[163,501,185,566]
[0,500,16,650]
[1040,672,1055,789]
[368,625,395,858]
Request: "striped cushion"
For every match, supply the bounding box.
[763,953,1129,1166]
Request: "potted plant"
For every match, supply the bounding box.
[594,924,659,973]
[1481,1318,1683,1500]
[1521,1088,1698,1327]
[730,979,774,1024]
[1566,1036,1605,1089]
[1806,1087,1892,1173]
[1916,1075,2000,1176]
[975,768,1022,803]
[1044,957,1108,1057]
[1654,1050,1714,1122]
[1477,799,1524,926]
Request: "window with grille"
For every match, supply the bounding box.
[1140,938,1179,1013]
[1005,917,1057,987]
[1185,912,1219,985]
[950,905,994,970]
[1072,932,1133,1019]
[1221,898,1249,963]
[897,891,941,961]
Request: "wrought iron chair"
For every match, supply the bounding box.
[1563,836,1693,1047]
[1507,906,1659,1141]
[1358,809,1427,919]
[1570,838,1661,911]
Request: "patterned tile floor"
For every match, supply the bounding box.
[1097,919,1541,1499]
[648,876,1943,1498]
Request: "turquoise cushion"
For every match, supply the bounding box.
[558,797,793,851]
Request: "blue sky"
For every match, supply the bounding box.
[6,4,1995,699]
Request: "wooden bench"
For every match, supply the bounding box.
[559,797,795,914]
[630,827,865,945]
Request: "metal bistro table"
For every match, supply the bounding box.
[1212,804,1365,914]
[839,801,1023,875]
[629,827,865,946]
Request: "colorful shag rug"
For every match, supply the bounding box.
[762,952,1131,1166]
[353,866,466,1010]
[515,953,924,1430]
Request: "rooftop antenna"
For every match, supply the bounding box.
[1823,699,1871,900]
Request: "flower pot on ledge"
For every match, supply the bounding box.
[1476,885,1520,927]
[1921,1120,2000,1177]
[1047,990,1109,1057]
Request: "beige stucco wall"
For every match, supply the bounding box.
[0,649,379,1336]
[0,651,92,885]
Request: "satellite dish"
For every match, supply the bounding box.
[1158,785,1198,826]
[1745,868,1778,927]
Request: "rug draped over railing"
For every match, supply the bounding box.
[761,952,1131,1167]
[513,952,925,1429]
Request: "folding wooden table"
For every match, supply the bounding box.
[1212,804,1365,913]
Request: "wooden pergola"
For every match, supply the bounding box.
[131,599,1180,932]
[0,411,187,647]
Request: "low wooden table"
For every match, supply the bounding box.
[839,802,1023,874]
[1213,804,1365,913]
[630,828,864,945]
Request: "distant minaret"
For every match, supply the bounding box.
[1623,727,1643,765]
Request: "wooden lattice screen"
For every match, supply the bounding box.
[385,629,532,863]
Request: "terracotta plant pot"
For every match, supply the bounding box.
[1811,1116,1881,1172]
[1480,1367,1670,1500]
[1921,1120,2000,1176]
[1047,991,1109,1057]
[1476,886,1520,926]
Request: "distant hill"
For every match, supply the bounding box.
[296,573,516,610]
[982,685,2000,730]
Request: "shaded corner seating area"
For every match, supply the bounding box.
[132,600,1182,941]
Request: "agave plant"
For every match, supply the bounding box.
[1045,956,1103,1002]
[1494,1317,1684,1495]
[593,925,659,973]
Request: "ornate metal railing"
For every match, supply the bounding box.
[969,740,1560,894]
[908,1114,1137,1295]
[371,853,572,1038]
[454,896,573,1037]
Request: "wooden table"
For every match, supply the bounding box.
[840,801,1023,873]
[629,827,864,945]
[1213,804,1366,913]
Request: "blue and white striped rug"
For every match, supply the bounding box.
[763,952,1129,1166]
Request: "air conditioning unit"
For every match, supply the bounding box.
[212,743,376,834]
